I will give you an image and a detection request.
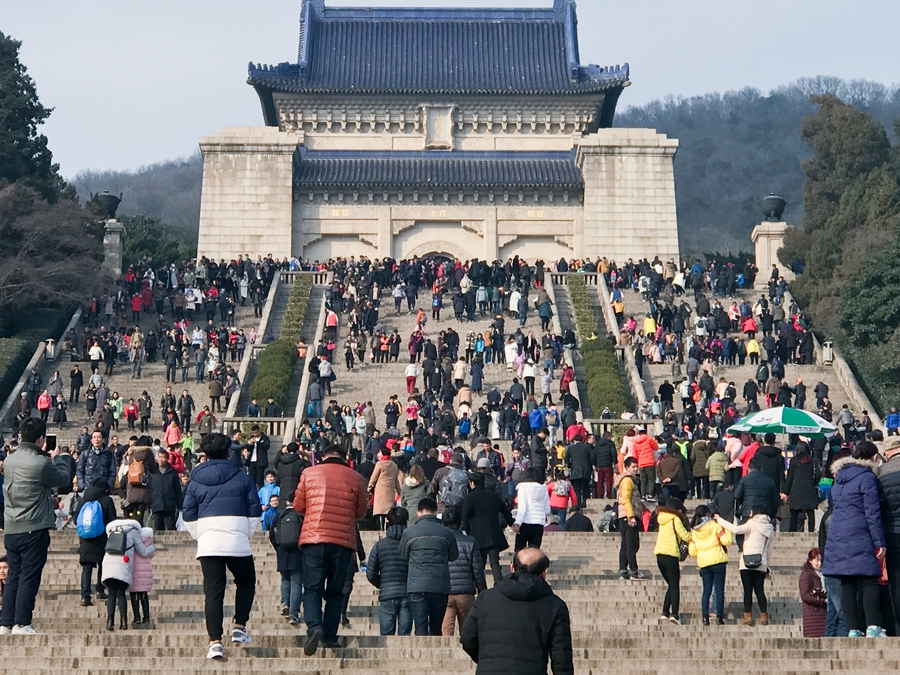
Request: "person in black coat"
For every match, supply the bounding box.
[461,547,573,675]
[366,508,412,635]
[785,443,820,532]
[753,434,786,492]
[564,439,593,506]
[461,473,514,585]
[269,504,304,624]
[563,507,594,533]
[275,443,310,511]
[73,479,117,605]
[149,450,183,531]
[734,458,779,520]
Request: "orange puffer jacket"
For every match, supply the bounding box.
[293,458,368,550]
[633,434,659,468]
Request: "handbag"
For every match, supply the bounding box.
[671,520,688,562]
[743,553,763,569]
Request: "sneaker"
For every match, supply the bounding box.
[669,616,682,626]
[206,642,225,660]
[630,572,649,581]
[866,626,888,638]
[0,627,10,635]
[848,630,865,638]
[289,614,301,627]
[231,627,252,643]
[304,627,323,656]
[619,570,630,580]
[323,639,341,650]
[81,598,93,607]
[658,615,669,623]
[11,625,37,635]
[281,603,290,616]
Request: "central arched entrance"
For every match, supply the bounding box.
[403,240,472,262]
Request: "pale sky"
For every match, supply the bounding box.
[4,0,898,176]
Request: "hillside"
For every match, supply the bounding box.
[67,77,900,257]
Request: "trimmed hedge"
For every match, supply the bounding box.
[247,276,314,409]
[0,338,32,408]
[567,277,632,416]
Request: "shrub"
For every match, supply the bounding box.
[0,338,32,407]
[566,277,632,415]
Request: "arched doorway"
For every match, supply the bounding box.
[403,240,472,262]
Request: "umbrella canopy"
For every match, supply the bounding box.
[727,407,837,438]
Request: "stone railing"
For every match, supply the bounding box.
[221,416,291,438]
[544,277,581,420]
[0,307,83,434]
[293,289,329,430]
[550,272,599,287]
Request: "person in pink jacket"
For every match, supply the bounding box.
[127,527,155,627]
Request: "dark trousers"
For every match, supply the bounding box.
[596,467,614,499]
[249,462,268,489]
[199,555,256,641]
[789,509,815,532]
[302,543,352,640]
[693,476,710,499]
[740,569,768,613]
[571,478,590,506]
[639,466,656,497]
[379,597,412,635]
[80,561,104,600]
[1,529,51,627]
[153,511,177,531]
[106,578,128,622]
[657,554,681,617]
[839,575,882,632]
[618,518,641,573]
[514,523,543,551]
[409,592,448,636]
[481,547,503,585]
[886,534,900,633]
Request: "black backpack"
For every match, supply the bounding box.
[273,508,303,552]
[104,526,132,556]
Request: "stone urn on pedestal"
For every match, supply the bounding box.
[751,194,794,288]
[93,191,125,276]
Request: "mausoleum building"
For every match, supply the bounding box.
[197,0,680,263]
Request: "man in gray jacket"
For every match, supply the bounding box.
[399,497,459,635]
[442,507,486,636]
[1,417,72,634]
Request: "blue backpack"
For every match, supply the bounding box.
[529,408,545,429]
[76,501,105,539]
[459,418,471,434]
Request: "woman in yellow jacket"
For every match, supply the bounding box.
[653,499,692,624]
[688,504,734,625]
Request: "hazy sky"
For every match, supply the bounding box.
[4,0,898,176]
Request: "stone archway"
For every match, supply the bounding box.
[402,240,473,262]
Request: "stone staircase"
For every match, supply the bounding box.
[2,518,890,674]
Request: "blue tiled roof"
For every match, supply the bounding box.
[293,150,583,191]
[249,0,629,123]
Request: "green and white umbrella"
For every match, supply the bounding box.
[726,407,837,438]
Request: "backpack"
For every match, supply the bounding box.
[459,418,471,434]
[105,526,132,556]
[439,468,470,508]
[76,501,105,539]
[545,410,558,427]
[440,448,453,465]
[553,479,570,497]
[127,459,146,487]
[273,508,303,552]
[528,408,544,429]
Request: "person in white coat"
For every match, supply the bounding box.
[101,519,155,631]
[715,511,775,626]
[514,468,551,552]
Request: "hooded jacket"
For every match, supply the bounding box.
[460,572,573,675]
[365,523,409,602]
[690,440,712,477]
[515,482,551,526]
[275,452,310,500]
[182,459,261,558]
[73,484,118,564]
[124,447,160,505]
[653,507,691,558]
[101,519,155,587]
[688,518,733,568]
[717,513,775,572]
[2,442,72,534]
[754,444,786,490]
[823,457,885,578]
[127,528,156,593]
[633,433,659,469]
[734,470,779,519]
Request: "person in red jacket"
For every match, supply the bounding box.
[546,469,577,528]
[293,443,368,656]
[632,426,660,501]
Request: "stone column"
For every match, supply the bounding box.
[379,212,393,258]
[483,209,498,261]
[751,221,795,287]
[576,129,679,263]
[103,219,125,276]
[197,126,301,261]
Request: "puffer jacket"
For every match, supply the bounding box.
[449,528,487,595]
[653,508,691,558]
[717,513,774,572]
[754,444,786,490]
[515,482,551,526]
[101,519,155,587]
[823,457,885,578]
[633,434,658,468]
[400,476,427,514]
[688,518,733,568]
[725,436,744,469]
[73,485,118,564]
[734,470,779,519]
[878,454,900,535]
[399,514,459,594]
[294,457,368,550]
[182,460,261,558]
[76,447,116,494]
[615,473,645,519]
[690,440,712,477]
[460,572,573,675]
[127,528,155,593]
[706,451,728,483]
[275,452,310,500]
[365,524,409,601]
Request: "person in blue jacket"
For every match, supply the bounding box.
[823,441,887,637]
[182,432,262,660]
[886,407,900,437]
